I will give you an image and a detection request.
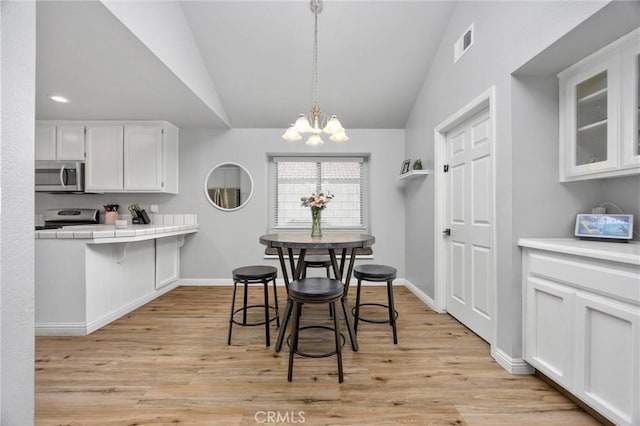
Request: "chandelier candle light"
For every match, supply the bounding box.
[282,0,349,145]
[301,191,334,237]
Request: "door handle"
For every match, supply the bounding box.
[442,228,451,236]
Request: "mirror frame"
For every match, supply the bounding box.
[203,162,254,212]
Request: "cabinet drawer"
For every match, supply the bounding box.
[528,251,640,305]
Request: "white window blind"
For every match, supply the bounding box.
[270,156,368,231]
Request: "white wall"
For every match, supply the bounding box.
[37,128,406,280]
[179,128,407,279]
[1,1,36,423]
[404,1,609,360]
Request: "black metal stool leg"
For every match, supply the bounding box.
[227,280,238,345]
[332,301,344,383]
[263,281,271,347]
[387,280,398,344]
[354,277,363,332]
[288,301,301,382]
[272,277,280,327]
[242,279,249,325]
[340,296,359,352]
[275,299,293,352]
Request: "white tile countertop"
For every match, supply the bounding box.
[36,223,198,244]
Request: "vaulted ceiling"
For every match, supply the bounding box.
[35,1,457,129]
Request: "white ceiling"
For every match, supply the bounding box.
[36,1,457,129]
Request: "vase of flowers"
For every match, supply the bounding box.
[301,191,334,237]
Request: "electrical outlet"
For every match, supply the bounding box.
[150,204,159,214]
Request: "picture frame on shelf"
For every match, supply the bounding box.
[401,159,411,175]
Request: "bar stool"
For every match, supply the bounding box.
[301,255,332,278]
[227,265,279,347]
[352,264,398,344]
[287,277,345,383]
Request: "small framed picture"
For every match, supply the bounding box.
[401,159,411,174]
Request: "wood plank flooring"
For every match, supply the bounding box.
[35,286,599,425]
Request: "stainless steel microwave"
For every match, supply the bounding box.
[35,161,85,192]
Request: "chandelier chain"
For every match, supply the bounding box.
[282,0,348,145]
[312,4,319,108]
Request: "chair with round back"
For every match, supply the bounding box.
[286,277,345,383]
[352,264,398,344]
[227,265,280,347]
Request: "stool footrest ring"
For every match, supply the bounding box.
[286,325,345,358]
[352,303,399,324]
[232,305,279,327]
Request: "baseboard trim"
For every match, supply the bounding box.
[402,279,441,312]
[491,347,534,375]
[35,323,87,336]
[86,281,180,334]
[36,282,180,336]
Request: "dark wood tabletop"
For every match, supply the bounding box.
[259,233,375,283]
[259,233,375,249]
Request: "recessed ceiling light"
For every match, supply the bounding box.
[48,95,69,103]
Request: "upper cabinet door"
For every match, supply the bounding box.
[85,125,124,192]
[559,54,620,180]
[35,123,57,161]
[558,28,640,182]
[56,125,85,161]
[621,34,640,169]
[123,124,164,191]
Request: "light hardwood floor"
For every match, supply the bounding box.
[36,286,599,425]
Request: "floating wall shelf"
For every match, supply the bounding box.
[399,169,430,180]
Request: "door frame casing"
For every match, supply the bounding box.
[433,86,497,346]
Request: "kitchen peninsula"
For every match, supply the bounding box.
[35,220,198,336]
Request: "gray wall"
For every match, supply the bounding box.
[1,1,36,423]
[403,0,609,359]
[37,128,406,280]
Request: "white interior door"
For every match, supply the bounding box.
[444,107,494,342]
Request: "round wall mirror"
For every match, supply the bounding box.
[204,162,254,211]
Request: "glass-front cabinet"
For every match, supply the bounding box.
[558,28,640,181]
[621,35,640,169]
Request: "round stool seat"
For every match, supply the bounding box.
[233,265,277,281]
[289,278,344,302]
[354,264,397,281]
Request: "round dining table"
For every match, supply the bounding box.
[259,232,375,352]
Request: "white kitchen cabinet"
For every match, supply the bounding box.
[155,235,180,289]
[124,125,164,191]
[558,28,640,181]
[84,121,178,193]
[524,277,573,387]
[574,293,639,425]
[520,239,640,425]
[35,122,85,161]
[620,35,640,169]
[85,124,124,192]
[35,123,56,161]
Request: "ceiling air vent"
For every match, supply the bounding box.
[454,24,474,63]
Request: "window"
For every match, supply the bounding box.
[269,155,368,232]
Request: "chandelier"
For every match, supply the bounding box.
[282,0,348,145]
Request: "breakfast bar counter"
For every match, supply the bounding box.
[35,224,198,336]
[35,223,199,243]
